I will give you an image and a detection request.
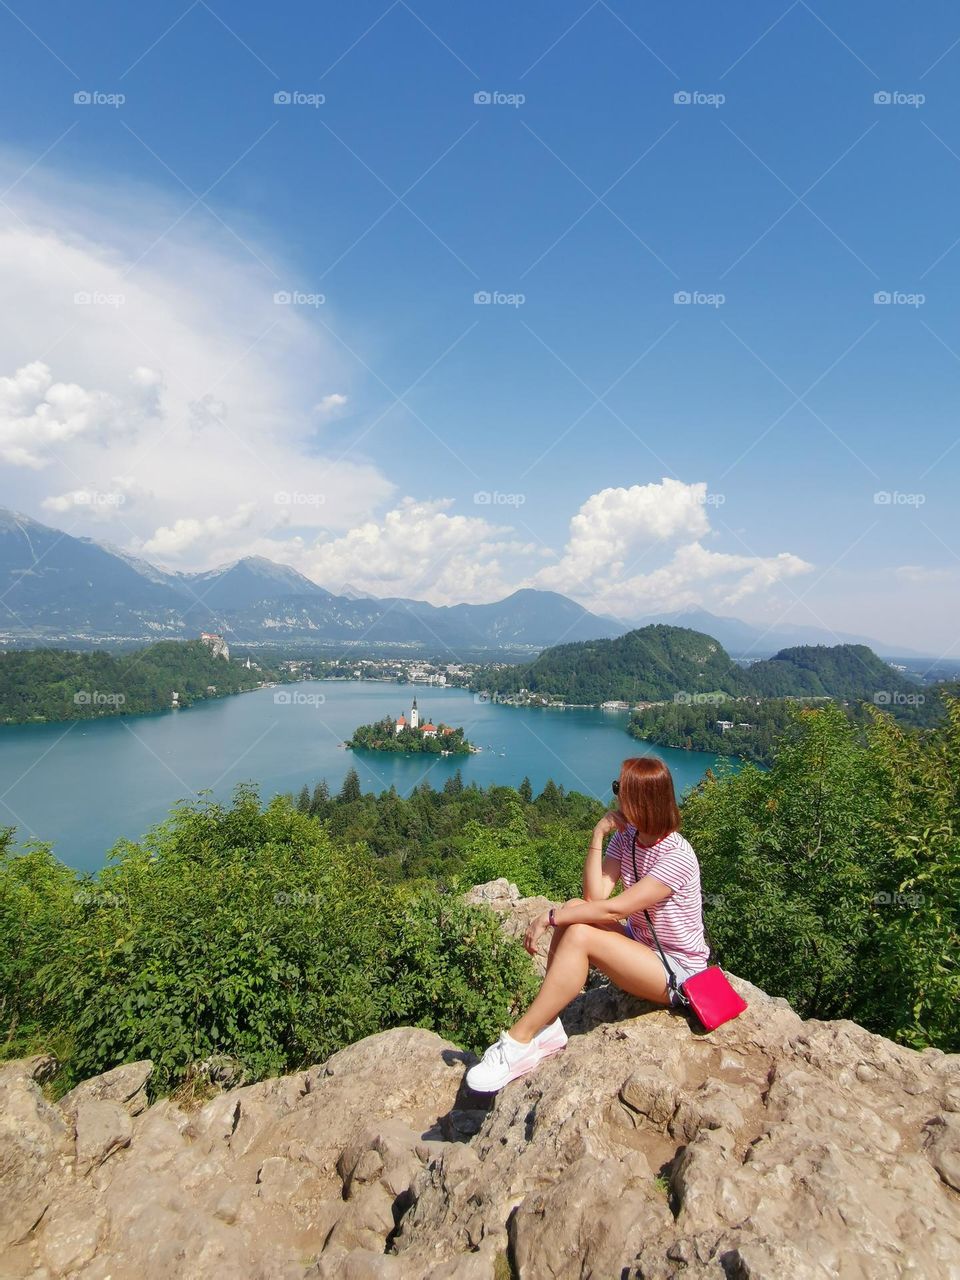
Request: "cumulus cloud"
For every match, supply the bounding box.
[530,481,812,619]
[0,360,131,467]
[142,505,257,557]
[294,497,531,603]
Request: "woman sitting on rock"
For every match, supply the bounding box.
[466,756,710,1093]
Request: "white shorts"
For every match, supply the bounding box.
[621,918,707,1005]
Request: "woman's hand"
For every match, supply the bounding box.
[593,810,626,840]
[524,910,552,955]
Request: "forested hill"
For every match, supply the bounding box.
[0,640,266,723]
[484,625,739,703]
[740,643,919,699]
[481,625,926,709]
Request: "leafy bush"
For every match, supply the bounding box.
[683,701,959,1050]
[1,785,538,1095]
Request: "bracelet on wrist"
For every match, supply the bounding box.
[548,907,557,927]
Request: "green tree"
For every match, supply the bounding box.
[338,768,362,804]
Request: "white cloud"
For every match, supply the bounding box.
[0,360,128,467]
[531,481,812,620]
[142,505,257,557]
[293,497,529,602]
[0,156,392,565]
[315,393,348,417]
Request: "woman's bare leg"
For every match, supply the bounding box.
[510,921,670,1043]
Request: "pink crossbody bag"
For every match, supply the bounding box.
[631,833,747,1032]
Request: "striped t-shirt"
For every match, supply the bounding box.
[606,825,710,967]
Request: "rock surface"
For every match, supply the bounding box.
[1,883,958,1278]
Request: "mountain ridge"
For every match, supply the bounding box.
[0,509,621,650]
[0,508,925,657]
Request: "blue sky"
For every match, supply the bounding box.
[0,1,957,652]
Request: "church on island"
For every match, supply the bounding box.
[394,697,451,739]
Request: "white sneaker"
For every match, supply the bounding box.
[533,1017,568,1058]
[465,1030,545,1093]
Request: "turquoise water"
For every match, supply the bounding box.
[0,681,727,873]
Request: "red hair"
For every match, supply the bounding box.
[617,757,680,843]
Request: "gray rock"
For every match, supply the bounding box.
[74,1100,133,1173]
[58,1059,152,1119]
[0,1059,72,1249]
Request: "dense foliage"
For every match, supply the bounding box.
[347,715,472,754]
[0,786,538,1096]
[682,701,959,1051]
[627,687,945,766]
[629,696,813,765]
[0,641,269,723]
[482,625,738,703]
[478,625,935,723]
[291,768,603,887]
[742,643,927,706]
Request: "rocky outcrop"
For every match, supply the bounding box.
[1,883,958,1278]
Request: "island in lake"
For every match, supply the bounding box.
[346,696,475,755]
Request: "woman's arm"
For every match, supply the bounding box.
[522,872,675,957]
[583,812,624,901]
[553,874,674,926]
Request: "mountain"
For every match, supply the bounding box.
[0,510,187,635]
[174,556,332,610]
[0,509,620,650]
[633,607,926,660]
[486,625,924,707]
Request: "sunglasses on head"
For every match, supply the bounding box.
[611,779,620,795]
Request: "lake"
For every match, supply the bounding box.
[0,681,729,874]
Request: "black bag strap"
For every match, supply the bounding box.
[630,831,680,993]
